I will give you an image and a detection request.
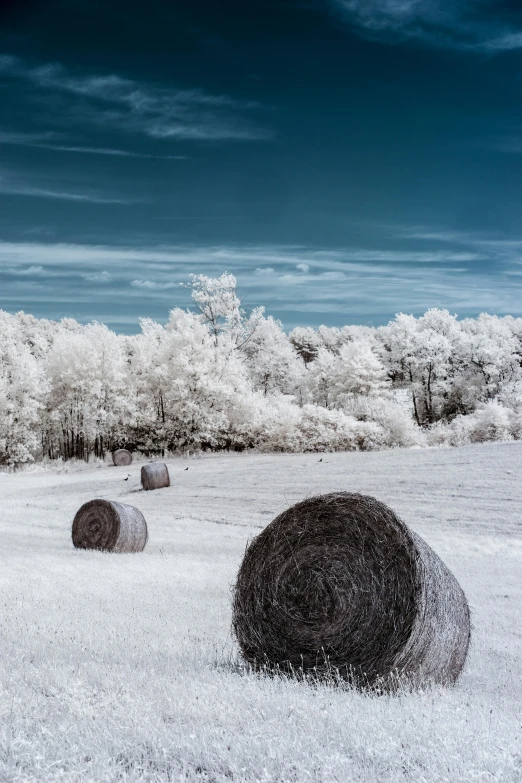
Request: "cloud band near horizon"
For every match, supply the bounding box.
[1,234,521,331]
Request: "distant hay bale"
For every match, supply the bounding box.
[72,499,148,553]
[232,492,470,690]
[141,462,170,491]
[112,449,133,467]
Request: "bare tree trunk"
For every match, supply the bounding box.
[412,392,421,427]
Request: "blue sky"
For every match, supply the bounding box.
[1,0,522,331]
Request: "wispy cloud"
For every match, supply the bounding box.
[330,1,522,52]
[0,130,61,144]
[490,134,522,155]
[0,182,130,204]
[82,270,112,282]
[0,239,492,274]
[10,265,44,275]
[0,131,186,159]
[0,236,521,328]
[0,56,272,142]
[398,226,522,258]
[130,279,178,289]
[254,267,276,276]
[0,166,136,204]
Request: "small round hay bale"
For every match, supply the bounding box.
[141,462,170,491]
[72,499,148,553]
[112,449,133,467]
[232,492,470,690]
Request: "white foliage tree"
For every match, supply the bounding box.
[306,347,339,409]
[459,313,522,402]
[150,308,255,450]
[289,326,320,365]
[0,311,48,465]
[44,322,130,459]
[126,318,170,451]
[188,272,242,343]
[241,315,305,398]
[381,309,461,425]
[333,340,391,407]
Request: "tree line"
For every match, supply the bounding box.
[1,273,521,466]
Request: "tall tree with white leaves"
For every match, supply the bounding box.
[381,309,461,426]
[333,340,391,407]
[44,323,130,460]
[0,311,48,466]
[241,314,305,398]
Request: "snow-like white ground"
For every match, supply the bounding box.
[0,443,521,782]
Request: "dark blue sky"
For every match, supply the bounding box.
[2,0,522,331]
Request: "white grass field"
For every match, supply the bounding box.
[0,443,521,782]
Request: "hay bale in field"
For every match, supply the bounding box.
[232,492,470,690]
[72,499,148,552]
[141,462,170,491]
[112,449,133,467]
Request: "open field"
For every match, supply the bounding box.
[0,443,521,782]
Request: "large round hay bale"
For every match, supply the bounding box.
[72,499,148,553]
[232,492,470,690]
[112,449,132,467]
[141,462,170,491]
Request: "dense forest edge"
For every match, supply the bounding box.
[2,273,522,467]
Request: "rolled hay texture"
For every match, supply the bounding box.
[72,499,148,553]
[232,492,470,690]
[141,462,170,491]
[112,449,133,467]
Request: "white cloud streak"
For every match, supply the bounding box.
[82,271,112,282]
[1,138,187,159]
[0,167,137,204]
[0,240,488,270]
[398,226,522,261]
[0,56,272,142]
[41,145,185,159]
[331,0,522,52]
[0,184,130,204]
[0,236,521,326]
[130,279,178,289]
[254,267,276,276]
[11,265,44,276]
[0,130,61,144]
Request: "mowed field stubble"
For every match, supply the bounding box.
[0,442,521,783]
